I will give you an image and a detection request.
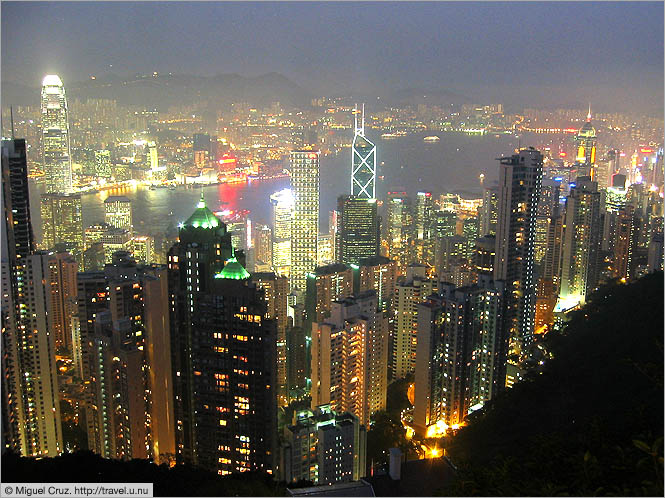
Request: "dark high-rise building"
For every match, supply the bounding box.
[480,186,499,237]
[168,196,275,475]
[337,195,380,265]
[2,139,63,457]
[494,148,542,373]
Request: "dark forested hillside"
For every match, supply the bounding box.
[441,273,664,496]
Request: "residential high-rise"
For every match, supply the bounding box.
[414,192,435,266]
[254,224,273,270]
[41,75,73,193]
[40,193,83,261]
[337,195,380,265]
[270,188,294,277]
[82,254,175,464]
[251,272,289,407]
[413,277,504,434]
[104,196,133,231]
[305,263,354,323]
[559,177,602,304]
[290,150,320,292]
[281,405,366,485]
[311,291,388,426]
[494,148,542,368]
[2,139,63,457]
[392,264,437,380]
[613,204,639,281]
[351,104,376,199]
[46,252,78,350]
[480,186,499,236]
[167,195,237,465]
[357,255,397,312]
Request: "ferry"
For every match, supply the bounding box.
[423,135,440,143]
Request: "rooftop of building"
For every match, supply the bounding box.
[215,254,250,280]
[312,263,351,276]
[287,479,375,497]
[358,255,393,267]
[104,195,131,203]
[183,193,222,229]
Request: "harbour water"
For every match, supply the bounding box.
[29,131,537,242]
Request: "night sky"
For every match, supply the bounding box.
[2,1,663,112]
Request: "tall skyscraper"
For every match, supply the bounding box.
[290,150,320,292]
[351,104,376,199]
[392,264,437,380]
[357,255,397,312]
[40,193,83,261]
[41,75,72,193]
[414,192,435,266]
[494,148,542,368]
[413,277,504,433]
[311,291,388,426]
[2,139,63,457]
[575,106,597,173]
[104,196,133,231]
[559,177,602,304]
[480,185,499,236]
[386,192,413,273]
[270,188,294,277]
[337,195,380,265]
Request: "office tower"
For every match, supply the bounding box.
[290,150,319,292]
[337,195,380,265]
[613,205,639,281]
[435,209,457,239]
[494,148,542,366]
[281,405,366,485]
[270,188,294,277]
[306,263,354,323]
[386,192,413,273]
[104,196,133,231]
[41,75,72,193]
[311,291,388,426]
[473,235,496,278]
[286,297,308,402]
[251,272,289,407]
[462,216,479,260]
[95,149,112,178]
[317,234,334,266]
[131,235,154,265]
[392,264,437,380]
[357,255,397,312]
[254,225,272,270]
[414,192,435,266]
[46,252,78,350]
[560,177,602,304]
[575,107,597,173]
[100,228,133,263]
[413,278,504,433]
[480,186,499,236]
[80,254,175,463]
[40,193,83,261]
[2,139,63,457]
[351,104,376,199]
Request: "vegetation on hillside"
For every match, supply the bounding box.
[440,273,664,496]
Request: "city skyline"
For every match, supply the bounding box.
[1,1,663,496]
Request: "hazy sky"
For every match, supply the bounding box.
[2,1,663,112]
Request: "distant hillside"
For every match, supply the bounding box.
[439,273,664,496]
[1,72,314,110]
[387,87,471,107]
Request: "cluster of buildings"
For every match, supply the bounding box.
[1,74,663,489]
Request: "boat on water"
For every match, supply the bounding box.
[423,136,440,143]
[381,131,407,139]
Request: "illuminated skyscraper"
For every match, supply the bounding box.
[41,75,72,193]
[270,188,294,277]
[358,255,397,312]
[94,149,112,179]
[337,195,380,265]
[104,196,133,231]
[575,106,597,175]
[392,264,437,380]
[2,139,63,457]
[494,148,542,367]
[414,192,435,266]
[386,192,413,273]
[559,177,602,304]
[290,150,319,291]
[480,186,499,236]
[351,104,376,199]
[40,193,83,262]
